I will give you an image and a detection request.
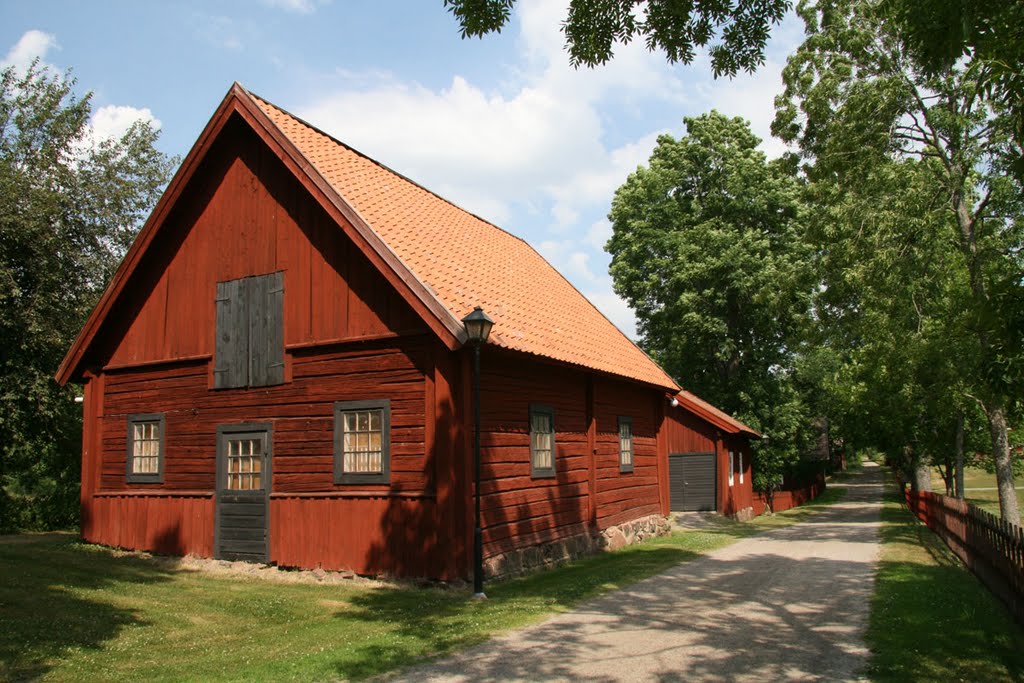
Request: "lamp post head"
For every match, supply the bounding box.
[462,306,494,345]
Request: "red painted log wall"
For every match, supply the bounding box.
[76,111,680,578]
[475,351,664,559]
[663,407,755,517]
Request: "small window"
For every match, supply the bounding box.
[334,400,391,484]
[530,404,555,478]
[728,450,735,487]
[618,417,634,473]
[127,413,164,483]
[739,450,744,485]
[226,436,264,491]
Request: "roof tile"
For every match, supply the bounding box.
[251,93,677,390]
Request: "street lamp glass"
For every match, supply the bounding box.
[462,306,494,344]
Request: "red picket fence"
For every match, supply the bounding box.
[753,474,826,516]
[904,490,1024,625]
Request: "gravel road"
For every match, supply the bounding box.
[393,463,884,682]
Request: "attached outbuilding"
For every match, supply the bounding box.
[58,84,758,579]
[664,391,761,519]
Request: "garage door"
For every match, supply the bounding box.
[669,452,716,512]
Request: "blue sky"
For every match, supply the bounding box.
[1,1,803,338]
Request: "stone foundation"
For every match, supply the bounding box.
[483,514,671,580]
[733,506,755,522]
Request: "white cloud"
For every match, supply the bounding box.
[586,291,638,339]
[262,0,328,13]
[281,0,799,343]
[1,30,58,74]
[192,14,243,51]
[89,105,161,143]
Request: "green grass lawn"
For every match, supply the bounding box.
[1,489,846,682]
[929,466,1024,518]
[866,489,1024,682]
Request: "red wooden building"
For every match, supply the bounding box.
[58,84,758,579]
[665,391,760,520]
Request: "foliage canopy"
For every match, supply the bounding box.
[443,0,790,76]
[0,63,173,530]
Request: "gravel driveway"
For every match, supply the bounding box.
[394,463,884,682]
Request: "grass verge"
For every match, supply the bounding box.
[929,466,1024,519]
[865,490,1024,682]
[1,488,845,682]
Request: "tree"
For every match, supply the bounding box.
[888,0,1024,179]
[443,0,790,76]
[0,63,174,530]
[774,0,1024,523]
[606,111,814,499]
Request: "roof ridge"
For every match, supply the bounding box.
[245,88,536,250]
[245,87,677,390]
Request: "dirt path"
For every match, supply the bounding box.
[395,463,884,682]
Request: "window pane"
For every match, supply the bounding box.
[339,407,387,477]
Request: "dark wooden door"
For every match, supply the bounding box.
[215,423,271,563]
[669,452,716,512]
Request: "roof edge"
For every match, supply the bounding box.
[56,83,468,385]
[56,84,250,385]
[672,390,762,439]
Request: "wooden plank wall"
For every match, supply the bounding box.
[593,377,662,528]
[103,117,424,370]
[88,493,214,557]
[476,351,665,559]
[663,407,754,516]
[92,337,451,577]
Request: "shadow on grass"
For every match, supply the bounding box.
[331,543,702,680]
[867,492,1024,683]
[331,487,851,680]
[337,479,880,682]
[0,533,175,681]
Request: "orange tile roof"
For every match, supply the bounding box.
[249,91,678,390]
[674,390,761,438]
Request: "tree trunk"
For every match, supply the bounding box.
[913,456,931,493]
[954,410,965,500]
[984,400,1020,526]
[951,177,1018,523]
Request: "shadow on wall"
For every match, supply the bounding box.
[363,350,591,581]
[0,534,175,681]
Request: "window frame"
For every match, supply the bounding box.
[126,413,165,484]
[333,399,391,485]
[529,403,556,479]
[617,416,634,474]
[728,449,735,487]
[739,450,745,485]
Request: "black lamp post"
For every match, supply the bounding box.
[462,305,493,598]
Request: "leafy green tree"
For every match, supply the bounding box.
[888,0,1024,179]
[606,111,814,500]
[0,63,173,530]
[774,0,1023,523]
[443,0,790,76]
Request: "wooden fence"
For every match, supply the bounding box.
[904,490,1024,625]
[753,474,826,516]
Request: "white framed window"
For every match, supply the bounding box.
[728,449,735,487]
[618,417,634,473]
[739,451,744,484]
[126,413,164,483]
[334,399,391,484]
[530,404,555,478]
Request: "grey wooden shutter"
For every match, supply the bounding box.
[248,272,284,387]
[214,279,249,388]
